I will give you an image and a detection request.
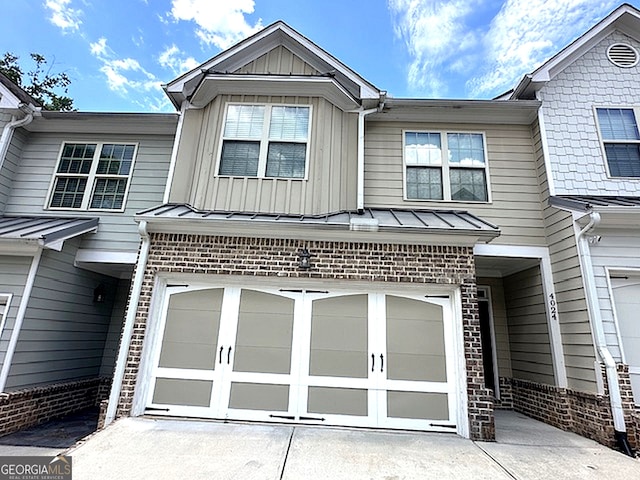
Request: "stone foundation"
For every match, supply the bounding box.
[0,377,111,437]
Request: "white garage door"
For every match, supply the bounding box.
[145,286,458,432]
[611,276,640,406]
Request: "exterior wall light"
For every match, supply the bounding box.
[298,248,311,269]
[93,284,106,303]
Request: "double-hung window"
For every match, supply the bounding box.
[596,108,640,177]
[404,131,489,202]
[218,104,311,179]
[48,142,137,210]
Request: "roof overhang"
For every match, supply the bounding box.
[0,216,99,255]
[550,195,640,230]
[164,21,381,109]
[511,4,640,99]
[135,204,500,247]
[189,74,361,111]
[370,98,540,125]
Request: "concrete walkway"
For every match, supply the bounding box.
[58,410,638,480]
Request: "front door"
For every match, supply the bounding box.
[145,286,458,431]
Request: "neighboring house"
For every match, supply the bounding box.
[104,20,584,446]
[0,72,178,434]
[510,3,640,453]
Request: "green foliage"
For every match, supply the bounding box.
[0,52,75,111]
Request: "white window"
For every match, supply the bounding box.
[47,142,137,210]
[0,294,11,336]
[596,108,640,177]
[404,131,489,202]
[218,104,311,179]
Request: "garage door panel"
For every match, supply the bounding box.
[309,350,367,378]
[233,346,291,374]
[387,353,447,382]
[158,343,216,370]
[307,386,368,416]
[228,382,289,412]
[386,319,446,355]
[234,312,294,347]
[387,391,449,420]
[152,378,213,407]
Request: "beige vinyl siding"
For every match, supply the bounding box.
[4,132,174,253]
[532,120,596,392]
[0,128,27,214]
[504,266,555,385]
[235,45,320,75]
[477,277,512,378]
[169,95,358,214]
[0,255,31,371]
[589,228,640,361]
[5,238,117,390]
[364,122,546,246]
[99,278,130,377]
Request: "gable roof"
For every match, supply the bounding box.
[163,21,382,110]
[511,3,640,99]
[0,72,41,111]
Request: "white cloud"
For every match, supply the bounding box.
[169,0,263,49]
[90,38,107,56]
[158,45,200,75]
[387,0,483,96]
[466,0,619,96]
[44,0,82,32]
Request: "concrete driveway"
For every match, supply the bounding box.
[58,411,638,479]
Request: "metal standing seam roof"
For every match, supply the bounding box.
[551,195,640,211]
[135,204,500,235]
[0,216,99,248]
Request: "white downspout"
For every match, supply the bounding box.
[0,246,43,391]
[576,212,626,435]
[0,107,35,172]
[105,220,151,426]
[356,107,379,213]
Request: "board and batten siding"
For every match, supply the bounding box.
[235,45,321,75]
[363,122,546,246]
[169,94,358,215]
[477,277,512,378]
[5,238,117,390]
[532,119,596,392]
[589,228,640,361]
[0,255,31,373]
[0,128,27,214]
[4,131,174,253]
[503,265,556,385]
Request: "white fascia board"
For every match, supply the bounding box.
[75,249,138,264]
[140,218,497,247]
[0,239,40,256]
[190,75,360,110]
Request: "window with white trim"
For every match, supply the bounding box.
[218,104,311,178]
[404,131,489,201]
[48,143,137,210]
[0,294,11,335]
[596,108,640,177]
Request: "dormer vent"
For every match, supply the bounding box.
[607,43,638,68]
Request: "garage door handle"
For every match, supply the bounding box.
[227,346,232,364]
[380,354,384,372]
[219,346,224,364]
[371,353,375,372]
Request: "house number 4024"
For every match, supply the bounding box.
[549,293,558,321]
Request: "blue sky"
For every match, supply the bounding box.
[0,1,635,112]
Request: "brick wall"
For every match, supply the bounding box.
[115,233,495,440]
[508,363,638,449]
[0,377,111,437]
[494,377,514,409]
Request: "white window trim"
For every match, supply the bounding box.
[215,102,312,181]
[402,129,492,203]
[44,141,139,212]
[0,293,13,338]
[594,105,640,180]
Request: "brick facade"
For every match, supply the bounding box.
[115,233,495,441]
[0,377,111,437]
[507,363,638,450]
